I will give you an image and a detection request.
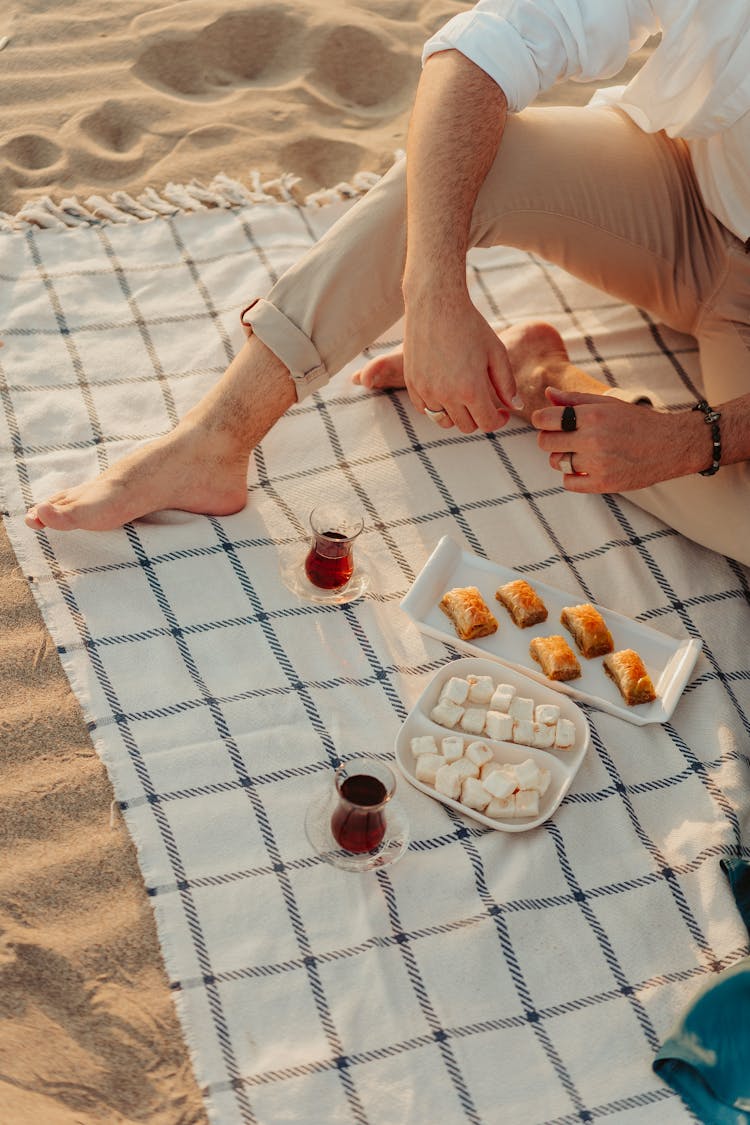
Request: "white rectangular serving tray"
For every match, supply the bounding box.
[400,536,701,726]
[395,657,590,832]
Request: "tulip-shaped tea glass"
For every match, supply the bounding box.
[305,505,363,590]
[305,756,409,872]
[279,501,370,604]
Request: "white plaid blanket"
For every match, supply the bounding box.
[2,194,749,1125]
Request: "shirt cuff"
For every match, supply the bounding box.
[422,10,542,112]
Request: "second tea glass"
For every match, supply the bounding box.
[305,756,409,872]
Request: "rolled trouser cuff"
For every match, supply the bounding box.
[240,298,329,401]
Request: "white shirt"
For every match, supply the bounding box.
[423,0,750,241]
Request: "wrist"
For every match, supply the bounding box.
[402,267,471,309]
[691,399,722,475]
[667,408,721,478]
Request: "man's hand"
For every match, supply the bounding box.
[533,388,708,492]
[403,293,517,432]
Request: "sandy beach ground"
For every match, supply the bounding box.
[0,3,653,1121]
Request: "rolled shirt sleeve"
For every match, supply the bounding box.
[422,0,658,112]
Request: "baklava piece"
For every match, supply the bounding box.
[439,586,498,641]
[603,649,657,706]
[495,578,548,628]
[529,635,582,682]
[560,603,614,658]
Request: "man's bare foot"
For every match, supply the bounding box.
[351,320,609,419]
[25,335,296,532]
[25,428,251,532]
[499,321,611,420]
[351,350,407,392]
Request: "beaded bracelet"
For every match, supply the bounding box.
[692,399,722,476]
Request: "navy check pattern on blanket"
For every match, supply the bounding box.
[2,197,750,1125]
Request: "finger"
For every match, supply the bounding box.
[462,368,511,431]
[562,471,595,493]
[407,381,453,425]
[487,339,520,412]
[425,404,457,428]
[408,386,427,414]
[450,404,479,434]
[447,400,509,433]
[468,396,510,433]
[484,409,510,433]
[545,386,612,408]
[552,451,589,478]
[423,392,506,434]
[536,424,580,452]
[468,401,503,432]
[427,411,457,429]
[435,360,505,430]
[418,397,457,429]
[532,404,583,433]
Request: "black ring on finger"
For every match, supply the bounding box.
[561,405,577,433]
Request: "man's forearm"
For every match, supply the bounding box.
[402,50,508,303]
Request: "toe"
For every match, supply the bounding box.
[33,500,78,531]
[359,354,406,391]
[24,507,45,530]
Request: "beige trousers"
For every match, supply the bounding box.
[243,106,750,565]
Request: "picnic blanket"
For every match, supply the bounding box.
[2,183,749,1125]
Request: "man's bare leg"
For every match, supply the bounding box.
[352,321,610,420]
[24,321,615,533]
[24,336,296,532]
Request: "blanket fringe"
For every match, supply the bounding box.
[0,167,388,233]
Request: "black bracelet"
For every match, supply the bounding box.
[692,399,722,476]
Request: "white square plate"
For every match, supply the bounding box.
[400,536,701,726]
[395,657,590,832]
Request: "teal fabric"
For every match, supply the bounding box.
[722,858,750,933]
[653,859,750,1124]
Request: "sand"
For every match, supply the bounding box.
[0,3,653,1120]
[0,0,449,216]
[0,0,653,215]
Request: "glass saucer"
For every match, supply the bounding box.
[304,787,409,872]
[278,542,371,606]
